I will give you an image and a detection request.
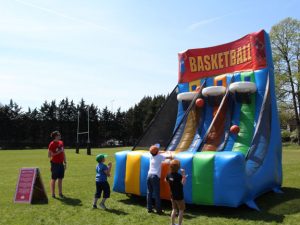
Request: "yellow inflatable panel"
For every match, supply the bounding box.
[176,107,200,152]
[125,150,147,195]
[189,79,201,92]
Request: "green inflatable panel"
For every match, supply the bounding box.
[233,71,256,155]
[192,152,215,205]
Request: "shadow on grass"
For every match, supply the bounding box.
[118,187,300,223]
[118,194,146,206]
[32,199,48,205]
[186,187,300,223]
[118,195,171,217]
[56,196,83,206]
[105,208,128,215]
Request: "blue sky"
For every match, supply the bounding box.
[0,0,299,112]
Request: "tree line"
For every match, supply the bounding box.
[0,95,166,149]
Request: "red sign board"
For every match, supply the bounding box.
[178,30,267,83]
[14,168,48,204]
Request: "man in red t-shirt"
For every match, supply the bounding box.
[48,131,67,198]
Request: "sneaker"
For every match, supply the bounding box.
[52,194,56,198]
[59,194,65,198]
[147,209,153,213]
[156,210,164,215]
[92,204,97,209]
[99,203,107,210]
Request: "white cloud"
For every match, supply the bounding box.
[186,11,247,31]
[187,16,223,30]
[14,0,109,31]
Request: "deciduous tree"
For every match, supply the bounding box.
[270,17,300,144]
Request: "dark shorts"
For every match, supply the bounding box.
[51,162,65,180]
[171,199,186,211]
[95,181,110,199]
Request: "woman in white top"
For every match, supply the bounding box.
[147,144,172,214]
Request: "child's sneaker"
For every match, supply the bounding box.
[59,193,65,198]
[99,203,107,210]
[92,204,97,209]
[157,210,164,215]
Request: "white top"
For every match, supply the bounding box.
[148,154,166,178]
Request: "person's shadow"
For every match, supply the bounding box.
[56,195,83,206]
[103,208,128,215]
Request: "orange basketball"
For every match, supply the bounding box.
[230,125,240,134]
[195,98,205,108]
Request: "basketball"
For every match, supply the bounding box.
[230,125,240,134]
[195,98,205,108]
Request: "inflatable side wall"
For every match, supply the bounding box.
[113,30,282,209]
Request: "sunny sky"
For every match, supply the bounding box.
[0,0,299,112]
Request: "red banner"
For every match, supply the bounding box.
[14,168,36,203]
[178,30,267,83]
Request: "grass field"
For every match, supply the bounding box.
[0,145,299,225]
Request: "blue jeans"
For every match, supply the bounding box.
[147,174,161,211]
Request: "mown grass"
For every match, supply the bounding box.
[0,145,299,225]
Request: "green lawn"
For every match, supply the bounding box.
[0,145,299,225]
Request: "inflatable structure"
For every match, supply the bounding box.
[113,30,282,209]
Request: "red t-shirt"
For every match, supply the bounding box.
[48,140,65,163]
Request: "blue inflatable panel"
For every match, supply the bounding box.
[140,153,150,196]
[267,38,283,187]
[214,152,246,207]
[188,132,202,152]
[226,74,233,85]
[175,151,194,203]
[265,32,275,71]
[113,150,131,193]
[245,33,282,200]
[200,77,214,138]
[247,84,282,199]
[175,83,190,129]
[178,82,189,93]
[246,80,270,176]
[255,69,268,92]
[248,83,280,194]
[254,69,268,123]
[224,73,241,151]
[247,138,279,200]
[188,108,205,152]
